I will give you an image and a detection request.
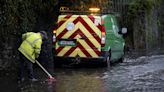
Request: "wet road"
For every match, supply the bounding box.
[1,55,164,92]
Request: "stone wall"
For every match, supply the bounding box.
[133,13,146,51]
[132,7,161,54]
[158,1,164,49]
[126,1,164,55]
[145,7,159,52]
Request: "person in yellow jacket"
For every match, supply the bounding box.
[18,31,48,82]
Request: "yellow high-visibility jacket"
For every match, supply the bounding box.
[18,32,42,63]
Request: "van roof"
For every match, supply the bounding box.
[58,14,101,18]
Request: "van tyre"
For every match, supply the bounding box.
[102,50,111,67]
[119,57,123,63]
[119,47,125,63]
[106,51,111,67]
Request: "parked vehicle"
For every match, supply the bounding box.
[53,7,126,66]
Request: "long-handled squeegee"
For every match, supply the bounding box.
[35,60,56,81]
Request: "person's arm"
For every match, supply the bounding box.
[34,39,42,58]
[22,33,27,41]
[22,32,33,41]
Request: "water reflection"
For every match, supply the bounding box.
[17,80,56,92]
[1,55,164,92]
[54,68,106,92]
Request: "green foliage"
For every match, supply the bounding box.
[61,0,109,12]
[127,0,162,28]
[128,0,154,17]
[126,0,163,51]
[0,0,58,69]
[0,0,57,36]
[128,0,161,18]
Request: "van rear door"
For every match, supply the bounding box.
[56,15,102,58]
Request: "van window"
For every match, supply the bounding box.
[112,25,119,33]
[111,18,119,33]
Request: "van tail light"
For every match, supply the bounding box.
[53,29,57,42]
[101,23,106,47]
[53,29,56,34]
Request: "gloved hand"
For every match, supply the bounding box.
[35,53,39,58]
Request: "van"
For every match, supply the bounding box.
[53,14,126,66]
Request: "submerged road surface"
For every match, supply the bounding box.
[1,55,164,92]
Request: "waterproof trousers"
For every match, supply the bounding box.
[18,53,34,80]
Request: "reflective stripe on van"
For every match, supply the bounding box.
[56,15,102,58]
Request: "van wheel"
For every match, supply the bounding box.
[119,57,123,63]
[106,51,111,67]
[119,47,125,63]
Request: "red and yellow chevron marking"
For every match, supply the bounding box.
[56,15,102,58]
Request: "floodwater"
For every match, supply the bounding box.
[1,55,164,92]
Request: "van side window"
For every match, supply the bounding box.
[112,25,119,33]
[111,18,119,33]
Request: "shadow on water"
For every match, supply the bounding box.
[0,74,57,92]
[0,67,58,92]
[17,80,56,92]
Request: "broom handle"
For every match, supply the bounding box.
[35,60,53,78]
